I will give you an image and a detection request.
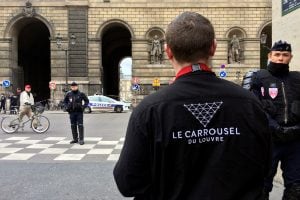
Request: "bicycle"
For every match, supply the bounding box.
[1,104,50,134]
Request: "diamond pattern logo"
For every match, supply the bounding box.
[184,101,223,127]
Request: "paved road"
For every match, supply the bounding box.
[0,111,283,199]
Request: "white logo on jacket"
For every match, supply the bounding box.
[184,101,223,127]
[171,101,241,145]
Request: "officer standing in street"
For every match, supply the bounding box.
[0,93,6,114]
[243,40,300,199]
[64,82,89,145]
[114,12,271,200]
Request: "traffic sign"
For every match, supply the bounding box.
[49,82,56,90]
[219,71,227,78]
[132,84,140,91]
[2,80,10,88]
[152,78,160,87]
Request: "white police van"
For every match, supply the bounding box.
[84,95,129,113]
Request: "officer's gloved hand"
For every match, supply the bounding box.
[272,126,285,142]
[282,125,300,134]
[274,125,300,143]
[274,126,284,134]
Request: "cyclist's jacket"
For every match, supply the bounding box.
[114,67,271,200]
[20,91,34,107]
[64,90,89,113]
[244,64,300,142]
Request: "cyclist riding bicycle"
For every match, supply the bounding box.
[19,85,37,127]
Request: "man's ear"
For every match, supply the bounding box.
[268,52,272,60]
[165,44,173,60]
[209,39,217,56]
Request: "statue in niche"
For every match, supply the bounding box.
[150,35,162,64]
[229,34,241,63]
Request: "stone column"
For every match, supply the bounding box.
[0,38,15,93]
[88,38,102,95]
[50,39,69,101]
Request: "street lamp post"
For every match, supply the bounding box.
[260,33,270,67]
[55,33,76,93]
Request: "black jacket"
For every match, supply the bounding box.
[114,70,271,200]
[251,69,300,126]
[63,90,89,113]
[249,67,300,142]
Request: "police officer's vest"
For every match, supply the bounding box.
[66,91,85,112]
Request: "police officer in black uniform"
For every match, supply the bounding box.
[64,82,89,145]
[243,41,300,199]
[114,12,271,200]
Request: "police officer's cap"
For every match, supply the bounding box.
[71,82,78,86]
[271,40,292,52]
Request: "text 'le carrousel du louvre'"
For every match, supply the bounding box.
[172,127,241,145]
[171,101,241,145]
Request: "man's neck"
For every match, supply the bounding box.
[173,59,210,74]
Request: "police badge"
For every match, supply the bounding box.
[268,83,278,99]
[268,87,278,99]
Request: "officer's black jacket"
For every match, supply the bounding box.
[114,70,271,200]
[63,90,89,112]
[251,68,300,127]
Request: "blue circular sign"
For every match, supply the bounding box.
[132,84,140,91]
[2,80,10,88]
[219,71,227,78]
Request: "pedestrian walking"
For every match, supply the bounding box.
[9,88,21,114]
[64,82,89,145]
[242,40,300,200]
[114,11,271,200]
[0,93,6,114]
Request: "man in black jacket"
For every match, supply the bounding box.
[114,12,271,200]
[64,82,89,145]
[0,93,6,114]
[243,41,300,200]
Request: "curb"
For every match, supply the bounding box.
[44,111,66,114]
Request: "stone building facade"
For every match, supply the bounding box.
[0,0,271,104]
[272,0,300,71]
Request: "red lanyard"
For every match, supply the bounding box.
[175,63,212,80]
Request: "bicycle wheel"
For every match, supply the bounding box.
[1,116,19,133]
[31,115,50,133]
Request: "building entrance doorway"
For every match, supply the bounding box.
[15,18,51,102]
[101,24,132,100]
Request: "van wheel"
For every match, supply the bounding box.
[84,107,91,113]
[115,106,123,113]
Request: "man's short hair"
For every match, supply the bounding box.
[166,12,215,64]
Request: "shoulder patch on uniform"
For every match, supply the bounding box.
[242,69,259,90]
